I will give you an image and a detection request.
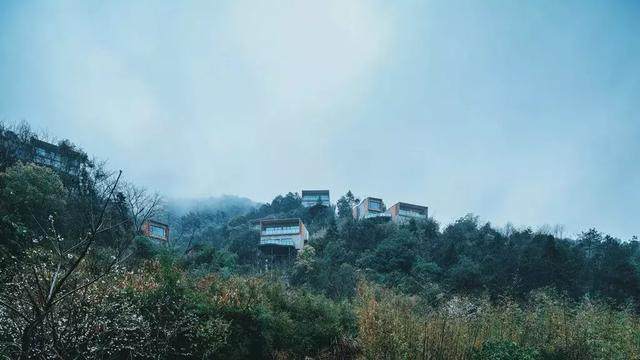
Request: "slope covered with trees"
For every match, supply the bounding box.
[1,124,640,359]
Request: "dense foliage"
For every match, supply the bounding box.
[1,128,639,358]
[170,190,640,309]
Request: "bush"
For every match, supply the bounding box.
[356,282,640,360]
[473,341,539,360]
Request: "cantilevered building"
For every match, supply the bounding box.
[352,197,390,220]
[259,218,309,251]
[301,190,330,208]
[387,202,428,224]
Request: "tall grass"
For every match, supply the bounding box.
[356,283,640,360]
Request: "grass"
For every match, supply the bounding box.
[356,283,640,360]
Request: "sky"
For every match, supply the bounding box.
[1,0,639,239]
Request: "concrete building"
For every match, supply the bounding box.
[301,190,330,208]
[142,220,170,242]
[387,202,428,224]
[259,218,309,251]
[352,197,390,220]
[0,129,87,175]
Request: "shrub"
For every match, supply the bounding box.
[473,341,539,360]
[356,282,640,360]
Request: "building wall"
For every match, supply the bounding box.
[260,219,307,251]
[301,190,330,207]
[260,234,304,249]
[353,197,386,220]
[0,131,85,175]
[142,220,170,241]
[388,203,428,224]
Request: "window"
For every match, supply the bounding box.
[260,237,296,246]
[368,201,382,211]
[302,194,330,205]
[262,225,300,236]
[150,225,167,239]
[399,208,426,218]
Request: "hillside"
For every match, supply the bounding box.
[1,125,640,359]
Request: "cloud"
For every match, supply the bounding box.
[17,0,393,199]
[1,1,638,239]
[229,0,391,115]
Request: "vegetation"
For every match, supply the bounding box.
[1,124,640,358]
[357,283,640,360]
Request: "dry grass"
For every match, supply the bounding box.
[356,283,640,360]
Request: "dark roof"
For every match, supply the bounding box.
[146,219,169,228]
[260,218,302,226]
[302,190,330,195]
[393,202,428,211]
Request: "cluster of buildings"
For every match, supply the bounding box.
[352,197,429,223]
[1,130,428,257]
[258,190,428,260]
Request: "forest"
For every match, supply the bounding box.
[1,124,640,359]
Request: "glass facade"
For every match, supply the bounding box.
[260,237,297,247]
[150,224,167,238]
[302,191,330,207]
[368,200,383,211]
[302,195,329,202]
[398,208,426,218]
[259,219,307,250]
[262,225,300,236]
[34,147,64,169]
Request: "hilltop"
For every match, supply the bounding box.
[2,123,640,359]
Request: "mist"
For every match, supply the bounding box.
[1,0,638,239]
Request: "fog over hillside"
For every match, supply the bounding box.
[166,194,258,218]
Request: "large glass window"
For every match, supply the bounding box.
[368,200,382,211]
[150,225,167,238]
[398,208,426,218]
[262,225,300,236]
[302,194,330,205]
[260,237,296,246]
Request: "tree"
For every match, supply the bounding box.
[336,191,359,219]
[226,225,259,265]
[0,169,136,358]
[178,211,203,254]
[0,163,66,244]
[120,182,163,233]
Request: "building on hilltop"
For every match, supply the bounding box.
[259,218,309,251]
[259,218,309,264]
[352,197,390,221]
[387,202,428,224]
[0,129,88,175]
[301,190,330,208]
[142,220,170,242]
[31,138,85,175]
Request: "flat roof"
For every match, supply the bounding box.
[301,190,330,195]
[146,219,169,227]
[260,218,302,225]
[392,202,428,211]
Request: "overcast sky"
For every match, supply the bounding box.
[1,0,639,239]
